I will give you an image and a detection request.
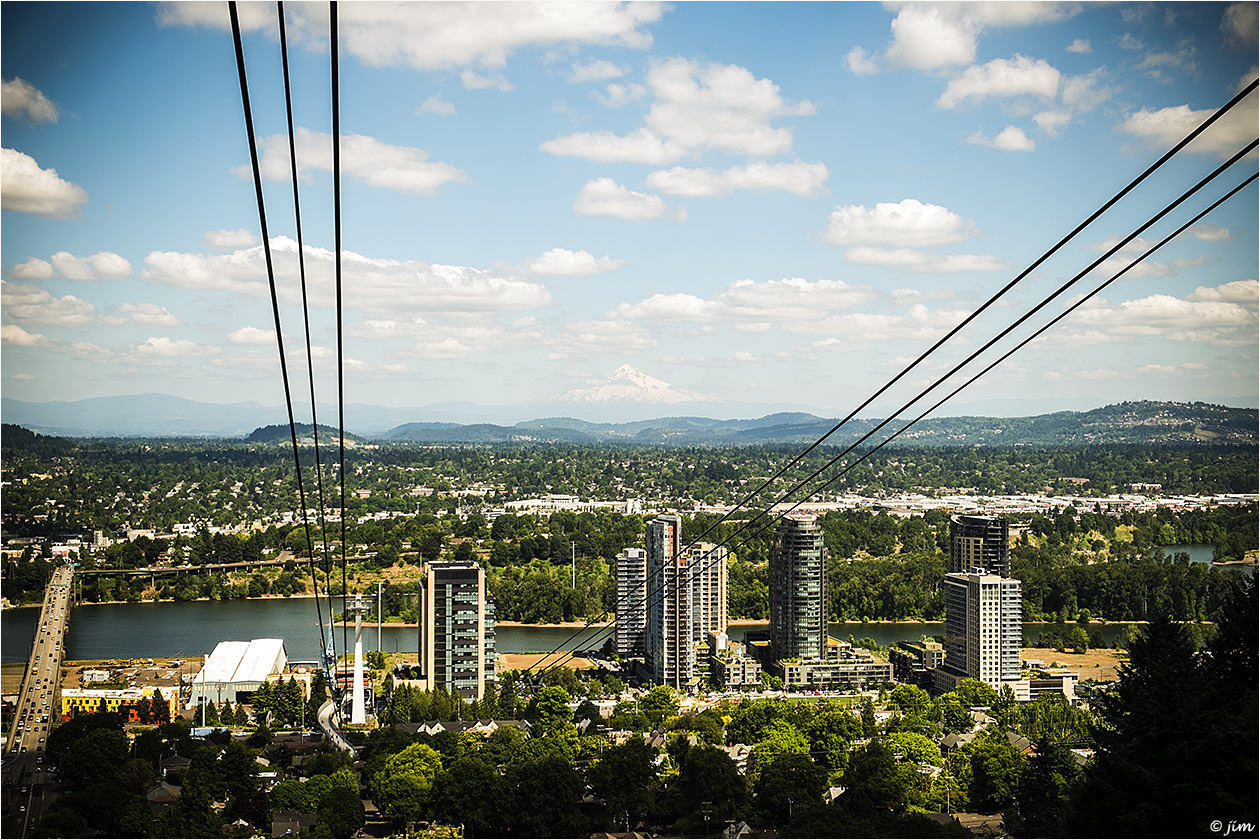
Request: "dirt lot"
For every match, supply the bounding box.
[497,652,593,672]
[2,663,24,694]
[1022,647,1127,682]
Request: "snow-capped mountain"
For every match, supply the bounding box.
[558,365,717,404]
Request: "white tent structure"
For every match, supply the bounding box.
[186,638,288,709]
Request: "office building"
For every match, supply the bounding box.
[950,514,1010,576]
[939,569,1022,690]
[418,561,496,699]
[768,514,828,662]
[614,548,648,657]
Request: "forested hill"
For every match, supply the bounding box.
[245,423,365,444]
[381,401,1256,447]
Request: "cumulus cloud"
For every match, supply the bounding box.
[158,2,662,70]
[416,95,456,116]
[548,317,656,359]
[806,303,973,343]
[1068,281,1258,346]
[568,59,627,82]
[824,198,972,247]
[937,54,1062,108]
[2,78,59,123]
[143,236,551,315]
[227,326,278,344]
[645,160,828,197]
[1066,38,1091,53]
[966,125,1036,151]
[1,148,88,217]
[616,293,713,322]
[1188,224,1230,242]
[49,251,132,280]
[845,246,1006,272]
[134,337,222,357]
[1117,33,1144,51]
[1222,3,1258,44]
[573,177,674,220]
[611,276,877,331]
[883,3,1077,71]
[1187,278,1257,304]
[1033,110,1072,135]
[528,248,624,276]
[203,228,258,250]
[236,128,466,195]
[119,302,180,327]
[1120,96,1259,159]
[11,257,54,279]
[846,46,880,75]
[1,281,98,327]
[593,82,647,107]
[1,323,48,346]
[460,69,514,92]
[543,57,814,163]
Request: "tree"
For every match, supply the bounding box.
[842,740,910,814]
[316,767,366,837]
[755,752,827,826]
[373,742,443,825]
[532,685,572,733]
[506,754,586,838]
[587,738,659,829]
[1008,741,1080,837]
[886,731,942,767]
[431,756,505,837]
[675,745,748,831]
[804,709,864,772]
[967,733,1022,812]
[750,718,809,782]
[58,728,131,788]
[639,685,679,725]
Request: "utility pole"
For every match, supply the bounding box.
[571,541,576,588]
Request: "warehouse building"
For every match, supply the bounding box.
[185,638,288,709]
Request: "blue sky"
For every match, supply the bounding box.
[2,1,1257,418]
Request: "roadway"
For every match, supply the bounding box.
[2,563,73,837]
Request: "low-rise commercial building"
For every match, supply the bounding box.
[62,686,179,721]
[778,640,893,690]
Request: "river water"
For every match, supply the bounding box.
[0,597,1127,663]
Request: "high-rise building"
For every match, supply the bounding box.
[768,514,828,662]
[950,514,1010,576]
[940,569,1022,689]
[643,517,731,688]
[614,548,648,657]
[418,561,496,699]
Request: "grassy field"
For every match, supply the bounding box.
[1022,647,1127,682]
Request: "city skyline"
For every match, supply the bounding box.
[1,2,1257,418]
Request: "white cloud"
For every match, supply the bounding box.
[12,372,34,380]
[237,128,466,195]
[227,326,277,344]
[1137,45,1198,80]
[1,323,48,346]
[1033,110,1072,135]
[734,350,758,362]
[1222,3,1258,44]
[593,82,647,108]
[715,277,877,322]
[548,317,656,359]
[203,228,258,250]
[846,46,880,75]
[460,69,514,92]
[11,257,53,279]
[417,95,456,116]
[543,57,814,163]
[1069,282,1258,346]
[1,281,98,327]
[119,302,180,328]
[645,160,828,197]
[1066,38,1091,53]
[1061,69,1117,112]
[845,246,1005,272]
[569,59,627,82]
[1187,279,1257,304]
[937,55,1062,108]
[882,3,1076,71]
[1188,224,1230,242]
[143,236,552,314]
[2,78,59,123]
[1,148,88,218]
[806,303,972,343]
[1120,97,1259,159]
[616,293,713,322]
[158,2,662,70]
[1140,362,1208,374]
[541,127,683,163]
[134,337,222,357]
[49,251,132,280]
[1117,33,1144,51]
[966,125,1035,151]
[573,177,672,220]
[528,248,625,276]
[824,198,972,247]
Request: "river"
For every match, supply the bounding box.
[0,598,1129,663]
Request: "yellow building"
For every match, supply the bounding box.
[61,686,178,722]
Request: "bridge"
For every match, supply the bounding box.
[74,554,295,578]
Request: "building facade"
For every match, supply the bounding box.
[950,514,1010,576]
[769,514,828,663]
[779,640,893,690]
[941,570,1022,689]
[419,561,496,699]
[614,548,648,657]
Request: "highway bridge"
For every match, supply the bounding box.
[73,556,292,578]
[2,563,72,837]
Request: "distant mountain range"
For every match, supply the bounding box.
[2,393,1252,447]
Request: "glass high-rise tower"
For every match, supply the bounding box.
[769,514,828,662]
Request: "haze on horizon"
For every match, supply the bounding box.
[1,2,1257,421]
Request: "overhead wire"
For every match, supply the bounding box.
[276,0,338,677]
[330,0,351,678]
[529,132,1259,681]
[228,0,331,675]
[524,80,1257,679]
